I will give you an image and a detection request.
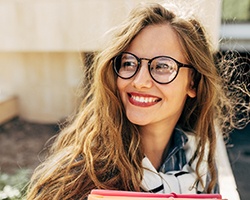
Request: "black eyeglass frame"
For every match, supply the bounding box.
[113,52,194,84]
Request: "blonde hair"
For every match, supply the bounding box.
[27,3,246,199]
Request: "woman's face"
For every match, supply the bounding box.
[117,24,196,131]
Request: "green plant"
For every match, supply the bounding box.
[0,169,30,200]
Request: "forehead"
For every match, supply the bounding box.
[126,24,186,63]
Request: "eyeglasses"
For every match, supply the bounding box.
[113,52,194,84]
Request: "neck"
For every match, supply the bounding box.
[140,124,174,170]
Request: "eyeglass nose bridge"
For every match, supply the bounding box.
[137,57,152,69]
[135,57,153,79]
[132,57,154,86]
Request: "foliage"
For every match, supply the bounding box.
[222,0,250,22]
[0,169,30,200]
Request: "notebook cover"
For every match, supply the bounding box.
[88,189,222,199]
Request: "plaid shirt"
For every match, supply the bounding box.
[159,128,188,173]
[158,128,219,193]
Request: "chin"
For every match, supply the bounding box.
[127,118,148,126]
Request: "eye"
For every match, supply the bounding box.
[120,60,136,70]
[120,54,138,72]
[154,63,174,74]
[122,61,136,67]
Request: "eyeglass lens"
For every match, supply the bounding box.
[113,52,179,84]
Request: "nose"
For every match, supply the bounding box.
[132,61,153,89]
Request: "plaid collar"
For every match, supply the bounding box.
[159,128,188,173]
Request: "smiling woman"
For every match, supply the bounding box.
[116,25,196,136]
[116,24,197,170]
[26,2,243,200]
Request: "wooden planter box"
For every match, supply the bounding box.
[0,96,19,125]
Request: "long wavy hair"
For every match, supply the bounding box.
[26,3,238,199]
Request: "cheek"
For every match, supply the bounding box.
[159,73,190,100]
[116,78,128,99]
[116,78,123,93]
[116,79,130,109]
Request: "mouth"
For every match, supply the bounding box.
[128,92,161,107]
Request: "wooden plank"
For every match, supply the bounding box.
[0,96,19,125]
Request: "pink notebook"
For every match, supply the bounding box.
[88,189,223,200]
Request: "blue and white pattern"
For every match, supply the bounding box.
[140,128,219,194]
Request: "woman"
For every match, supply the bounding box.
[27,3,240,200]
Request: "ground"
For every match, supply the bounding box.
[0,117,59,174]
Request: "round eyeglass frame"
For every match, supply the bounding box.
[113,52,194,84]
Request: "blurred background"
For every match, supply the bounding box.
[0,0,249,199]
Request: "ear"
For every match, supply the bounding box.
[187,80,197,98]
[187,69,197,98]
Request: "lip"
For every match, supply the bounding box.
[128,92,162,107]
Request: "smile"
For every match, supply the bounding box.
[131,95,159,103]
[128,93,161,107]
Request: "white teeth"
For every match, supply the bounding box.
[131,95,158,103]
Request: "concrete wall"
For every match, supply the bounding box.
[0,0,221,123]
[0,52,83,123]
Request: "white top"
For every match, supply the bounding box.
[141,130,240,200]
